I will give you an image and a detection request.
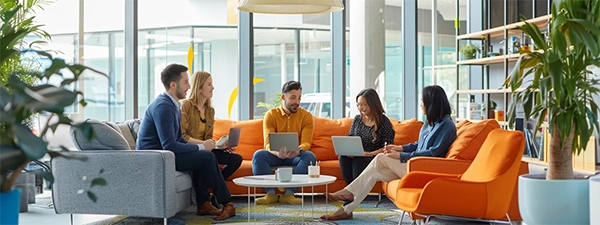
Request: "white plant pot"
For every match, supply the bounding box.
[591,174,600,224]
[519,174,589,225]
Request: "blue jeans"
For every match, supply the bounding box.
[251,149,316,194]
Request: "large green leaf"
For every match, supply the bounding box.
[19,84,78,112]
[12,123,47,160]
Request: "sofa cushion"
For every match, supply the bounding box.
[70,119,131,150]
[455,119,473,130]
[214,119,264,160]
[389,118,424,145]
[445,119,500,160]
[174,171,192,193]
[114,123,136,150]
[311,117,353,161]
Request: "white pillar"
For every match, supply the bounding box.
[211,39,239,120]
[349,0,385,115]
[281,43,287,87]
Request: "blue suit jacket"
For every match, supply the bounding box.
[137,93,198,154]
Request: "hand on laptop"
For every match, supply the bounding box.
[277,146,299,159]
[224,146,236,153]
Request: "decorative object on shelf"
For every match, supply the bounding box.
[466,95,481,120]
[481,100,497,119]
[459,43,480,60]
[0,3,107,224]
[237,0,344,14]
[504,1,599,224]
[508,36,521,54]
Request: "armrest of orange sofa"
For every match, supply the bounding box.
[408,157,472,174]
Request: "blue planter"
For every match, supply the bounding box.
[0,189,21,225]
[519,174,589,225]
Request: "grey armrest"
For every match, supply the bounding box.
[51,150,181,218]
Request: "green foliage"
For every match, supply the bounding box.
[459,43,480,59]
[257,93,283,114]
[0,2,107,195]
[504,0,600,174]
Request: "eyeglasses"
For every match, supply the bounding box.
[356,103,368,108]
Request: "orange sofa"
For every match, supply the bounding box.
[212,116,424,195]
[382,119,529,221]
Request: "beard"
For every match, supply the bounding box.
[286,102,299,113]
[175,83,186,100]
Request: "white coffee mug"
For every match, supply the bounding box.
[275,167,293,182]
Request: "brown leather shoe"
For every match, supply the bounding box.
[214,202,236,220]
[197,201,221,216]
[320,211,353,220]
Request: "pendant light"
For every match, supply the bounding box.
[238,0,344,14]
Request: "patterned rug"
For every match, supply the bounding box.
[84,196,491,225]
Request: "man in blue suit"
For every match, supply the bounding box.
[137,63,235,221]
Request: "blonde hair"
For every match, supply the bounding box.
[188,71,212,108]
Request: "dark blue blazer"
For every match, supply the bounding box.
[136,93,198,154]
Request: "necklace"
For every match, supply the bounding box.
[197,105,207,123]
[199,113,207,123]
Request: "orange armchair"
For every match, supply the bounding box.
[394,129,525,223]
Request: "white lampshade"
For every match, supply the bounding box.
[238,0,344,14]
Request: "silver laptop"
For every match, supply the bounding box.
[269,133,300,151]
[215,127,241,150]
[332,136,368,156]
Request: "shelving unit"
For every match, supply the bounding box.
[454,7,551,126]
[455,15,551,40]
[454,1,598,170]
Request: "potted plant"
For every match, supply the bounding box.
[481,100,497,119]
[0,3,106,224]
[459,43,479,60]
[504,0,599,224]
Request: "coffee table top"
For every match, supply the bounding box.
[233,174,336,188]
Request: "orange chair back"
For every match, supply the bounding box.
[460,129,525,218]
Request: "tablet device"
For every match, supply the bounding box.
[332,136,367,156]
[215,127,241,149]
[269,133,300,151]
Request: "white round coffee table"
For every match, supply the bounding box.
[233,174,336,223]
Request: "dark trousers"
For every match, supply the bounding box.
[175,151,231,205]
[339,155,374,185]
[212,150,243,179]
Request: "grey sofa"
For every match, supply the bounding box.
[51,119,192,224]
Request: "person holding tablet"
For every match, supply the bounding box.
[180,71,243,180]
[321,85,457,220]
[340,88,395,187]
[251,81,317,205]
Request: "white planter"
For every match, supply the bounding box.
[519,174,590,225]
[591,174,600,224]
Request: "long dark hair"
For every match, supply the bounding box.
[422,85,451,126]
[356,88,385,142]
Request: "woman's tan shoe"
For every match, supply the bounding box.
[320,212,353,220]
[326,193,354,202]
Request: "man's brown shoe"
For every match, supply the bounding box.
[197,201,221,216]
[214,202,236,220]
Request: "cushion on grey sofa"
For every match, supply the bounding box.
[114,123,136,150]
[70,118,131,150]
[122,119,141,142]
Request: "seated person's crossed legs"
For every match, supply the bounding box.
[251,149,316,205]
[175,150,234,220]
